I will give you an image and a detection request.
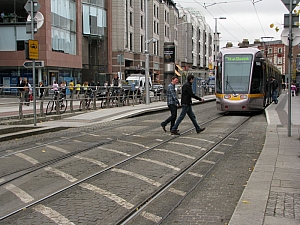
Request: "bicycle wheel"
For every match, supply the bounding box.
[59,100,67,114]
[46,101,54,115]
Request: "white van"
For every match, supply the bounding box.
[126,74,152,91]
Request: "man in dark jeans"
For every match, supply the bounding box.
[170,74,205,135]
[161,76,180,132]
[271,76,279,104]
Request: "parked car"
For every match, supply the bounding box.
[151,84,163,97]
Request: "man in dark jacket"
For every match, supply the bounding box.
[170,74,205,135]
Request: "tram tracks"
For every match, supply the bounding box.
[0,110,256,224]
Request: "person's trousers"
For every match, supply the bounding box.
[171,104,200,131]
[161,104,177,130]
[272,89,278,103]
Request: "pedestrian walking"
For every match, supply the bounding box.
[270,76,278,104]
[161,76,180,132]
[39,81,45,99]
[75,81,81,98]
[69,80,74,98]
[17,77,25,101]
[291,83,297,97]
[170,74,205,135]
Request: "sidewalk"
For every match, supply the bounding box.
[0,95,216,127]
[229,92,300,225]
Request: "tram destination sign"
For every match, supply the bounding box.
[225,55,252,62]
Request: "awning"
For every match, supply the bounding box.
[176,64,183,71]
[175,70,181,76]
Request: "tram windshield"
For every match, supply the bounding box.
[224,54,253,94]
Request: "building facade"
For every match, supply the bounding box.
[0,0,110,95]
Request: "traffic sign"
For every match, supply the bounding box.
[281,0,300,11]
[24,0,41,18]
[23,61,44,68]
[28,40,39,59]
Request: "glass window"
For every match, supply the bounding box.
[51,0,76,55]
[130,12,133,26]
[250,61,263,94]
[223,54,253,94]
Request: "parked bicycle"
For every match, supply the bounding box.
[46,91,67,115]
[79,88,94,110]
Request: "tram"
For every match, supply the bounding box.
[215,46,281,112]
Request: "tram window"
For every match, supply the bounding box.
[224,54,252,94]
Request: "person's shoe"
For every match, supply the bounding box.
[170,130,180,135]
[161,124,166,132]
[197,127,206,133]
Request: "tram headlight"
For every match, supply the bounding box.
[240,94,247,99]
[224,94,231,99]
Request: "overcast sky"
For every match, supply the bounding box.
[174,0,292,47]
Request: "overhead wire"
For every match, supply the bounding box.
[177,0,268,44]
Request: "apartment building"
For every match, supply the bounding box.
[0,0,110,95]
[175,6,213,80]
[111,0,178,84]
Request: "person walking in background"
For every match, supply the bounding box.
[270,76,279,104]
[60,81,67,98]
[112,74,119,87]
[161,76,180,132]
[170,74,205,135]
[69,80,74,98]
[75,81,81,99]
[39,81,44,99]
[291,83,297,97]
[17,77,25,100]
[23,78,30,106]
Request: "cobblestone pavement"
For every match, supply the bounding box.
[158,115,267,225]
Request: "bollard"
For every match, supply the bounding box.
[19,92,24,119]
[40,95,45,117]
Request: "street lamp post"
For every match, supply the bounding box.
[214,17,226,76]
[145,0,150,105]
[177,21,188,85]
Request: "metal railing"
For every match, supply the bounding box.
[0,85,164,121]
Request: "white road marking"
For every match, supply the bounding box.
[222,143,233,146]
[169,142,206,151]
[168,188,186,196]
[46,145,70,154]
[187,172,203,177]
[117,139,148,148]
[155,139,163,142]
[88,133,100,137]
[213,150,225,155]
[73,140,82,142]
[15,153,39,165]
[180,137,215,143]
[202,159,215,165]
[0,178,5,183]
[111,168,161,187]
[98,146,131,156]
[44,167,78,182]
[229,138,238,141]
[154,148,195,159]
[80,183,134,209]
[4,184,34,203]
[74,155,108,167]
[140,211,162,223]
[33,204,75,225]
[136,157,180,171]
